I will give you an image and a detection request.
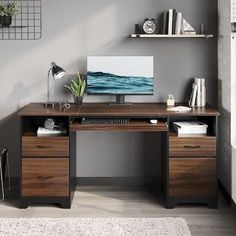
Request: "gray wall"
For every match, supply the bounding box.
[218,0,232,198]
[0,0,218,177]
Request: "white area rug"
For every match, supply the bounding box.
[0,218,191,236]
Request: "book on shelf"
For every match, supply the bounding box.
[189,78,206,107]
[189,83,198,107]
[37,127,67,137]
[173,121,208,135]
[195,78,202,106]
[162,11,168,34]
[160,9,198,36]
[168,9,174,35]
[172,9,177,34]
[175,12,182,35]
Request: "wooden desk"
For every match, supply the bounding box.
[19,103,220,209]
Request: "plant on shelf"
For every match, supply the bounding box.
[0,1,18,27]
[64,72,86,106]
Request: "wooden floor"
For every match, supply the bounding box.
[1,186,236,236]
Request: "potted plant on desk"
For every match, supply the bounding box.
[65,72,86,106]
[0,1,18,27]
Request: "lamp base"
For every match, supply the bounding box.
[44,102,57,108]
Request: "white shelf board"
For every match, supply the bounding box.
[130,34,214,38]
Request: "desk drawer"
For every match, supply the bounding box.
[169,158,216,197]
[169,136,216,157]
[22,158,69,197]
[22,137,69,157]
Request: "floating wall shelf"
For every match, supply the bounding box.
[0,0,42,40]
[130,34,214,39]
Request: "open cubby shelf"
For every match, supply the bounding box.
[21,116,69,137]
[130,34,214,39]
[169,115,217,137]
[0,0,42,40]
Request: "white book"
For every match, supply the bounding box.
[201,85,206,107]
[189,83,198,107]
[173,121,208,128]
[173,121,208,134]
[174,127,207,134]
[175,12,182,35]
[37,127,66,136]
[168,9,173,35]
[200,79,206,107]
[195,78,202,107]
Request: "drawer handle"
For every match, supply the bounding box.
[184,145,201,149]
[36,145,53,149]
[37,176,53,180]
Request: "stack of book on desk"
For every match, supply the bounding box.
[37,127,66,136]
[173,121,208,135]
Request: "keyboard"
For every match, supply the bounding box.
[81,118,129,125]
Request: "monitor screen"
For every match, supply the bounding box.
[87,56,154,95]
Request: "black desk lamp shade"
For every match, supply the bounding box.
[51,62,66,80]
[45,62,66,108]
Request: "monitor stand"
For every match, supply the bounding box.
[108,95,132,106]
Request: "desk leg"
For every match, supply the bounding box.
[70,131,77,199]
[161,132,169,208]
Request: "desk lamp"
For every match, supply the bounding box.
[45,62,66,108]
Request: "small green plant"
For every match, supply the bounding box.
[0,1,18,16]
[65,72,86,97]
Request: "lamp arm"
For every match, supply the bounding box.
[47,67,53,104]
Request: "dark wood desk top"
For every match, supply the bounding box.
[18,103,81,116]
[78,103,220,117]
[19,103,220,117]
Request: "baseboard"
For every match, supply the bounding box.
[76,177,160,188]
[9,177,161,190]
[218,180,236,208]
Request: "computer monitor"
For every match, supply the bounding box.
[87,56,154,104]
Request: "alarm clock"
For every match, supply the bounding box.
[142,18,157,34]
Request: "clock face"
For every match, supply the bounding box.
[143,20,156,34]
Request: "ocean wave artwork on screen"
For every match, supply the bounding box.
[87,56,154,95]
[87,71,154,94]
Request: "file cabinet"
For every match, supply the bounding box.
[167,118,218,208]
[20,115,75,208]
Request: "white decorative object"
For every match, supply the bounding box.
[167,94,175,107]
[167,106,191,112]
[0,218,191,236]
[182,18,196,34]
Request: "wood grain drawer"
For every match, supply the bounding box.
[22,137,69,157]
[169,136,216,157]
[22,158,69,197]
[169,158,216,197]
